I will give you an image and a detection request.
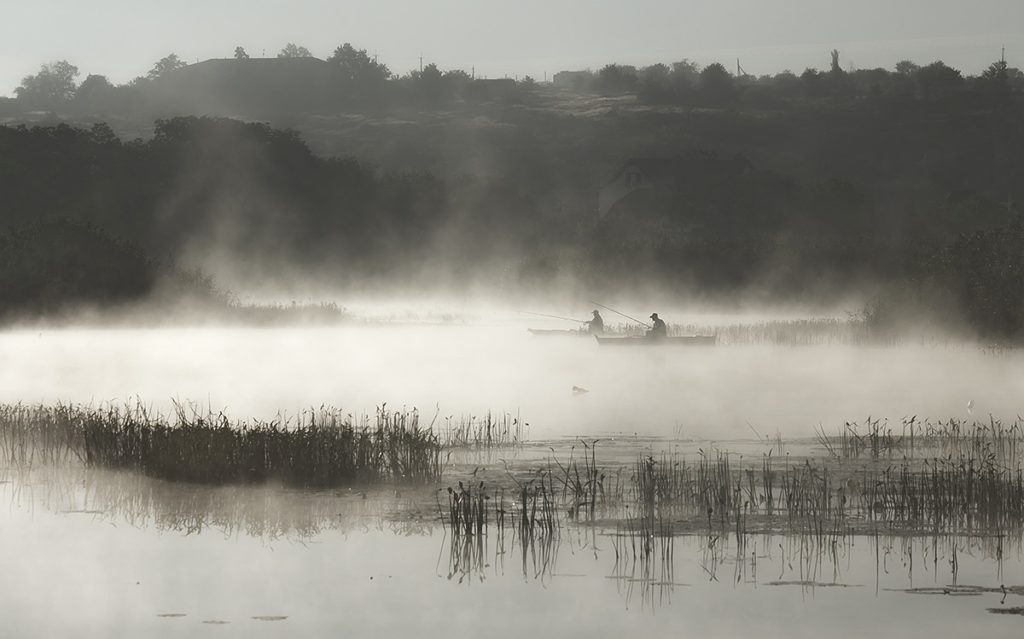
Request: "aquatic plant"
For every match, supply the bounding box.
[0,403,442,487]
[439,411,526,449]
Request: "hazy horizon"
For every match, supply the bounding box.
[2,0,1022,97]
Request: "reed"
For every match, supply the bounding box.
[439,411,526,449]
[617,437,1024,541]
[0,402,442,487]
[443,476,560,582]
[818,416,1024,464]
[550,439,608,519]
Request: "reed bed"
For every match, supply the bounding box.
[620,446,1024,540]
[443,476,558,541]
[673,318,874,346]
[817,416,1024,464]
[438,411,526,449]
[0,403,442,487]
[8,402,1024,547]
[603,318,874,345]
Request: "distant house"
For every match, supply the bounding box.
[147,57,345,116]
[552,70,592,90]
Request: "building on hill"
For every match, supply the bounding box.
[552,70,592,90]
[146,57,346,116]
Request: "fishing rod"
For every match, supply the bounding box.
[588,301,651,328]
[518,310,587,323]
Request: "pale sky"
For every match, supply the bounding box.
[2,0,1023,96]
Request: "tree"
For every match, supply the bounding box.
[14,60,79,108]
[593,64,638,95]
[74,74,117,111]
[148,54,187,80]
[669,60,699,98]
[915,61,963,98]
[771,70,800,93]
[800,68,825,97]
[328,43,389,82]
[891,61,919,97]
[89,122,119,145]
[699,62,735,104]
[978,59,1012,103]
[412,63,446,103]
[895,60,920,76]
[829,49,844,75]
[278,43,312,58]
[638,63,671,102]
[234,47,249,60]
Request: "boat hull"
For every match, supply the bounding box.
[594,335,716,346]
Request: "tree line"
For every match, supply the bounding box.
[2,42,532,114]
[4,44,1020,116]
[2,114,1024,337]
[570,51,1022,108]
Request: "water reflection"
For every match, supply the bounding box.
[4,460,1024,630]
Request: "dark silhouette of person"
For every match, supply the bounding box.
[586,310,604,335]
[648,313,667,338]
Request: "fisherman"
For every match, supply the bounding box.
[647,313,667,339]
[586,310,604,335]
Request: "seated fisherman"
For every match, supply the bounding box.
[647,313,667,338]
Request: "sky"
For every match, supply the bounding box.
[1,0,1023,96]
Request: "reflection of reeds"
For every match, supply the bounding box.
[0,403,442,487]
[443,478,559,582]
[3,465,427,540]
[6,459,1022,609]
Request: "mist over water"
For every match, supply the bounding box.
[1,313,1015,438]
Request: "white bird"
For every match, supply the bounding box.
[967,399,974,414]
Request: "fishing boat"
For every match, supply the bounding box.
[594,335,716,346]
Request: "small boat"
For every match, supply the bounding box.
[527,328,589,337]
[594,335,716,346]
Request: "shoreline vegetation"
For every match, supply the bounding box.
[0,403,530,486]
[3,402,1023,529]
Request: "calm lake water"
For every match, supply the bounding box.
[3,321,1024,636]
[2,464,1023,638]
[0,323,1020,438]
